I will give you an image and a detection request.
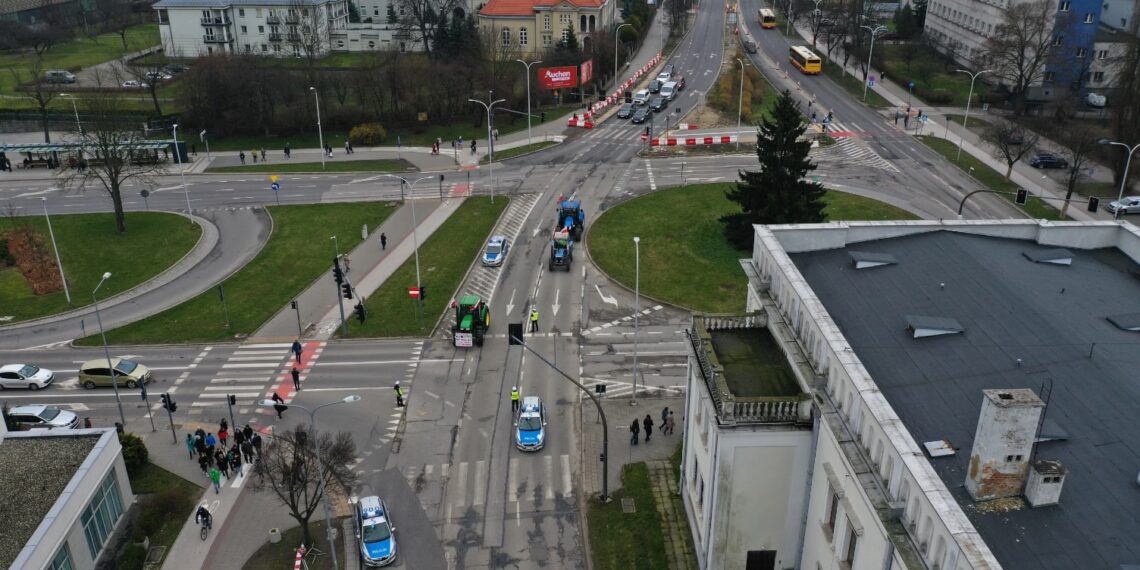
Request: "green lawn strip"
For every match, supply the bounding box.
[83,202,396,344]
[917,135,1065,220]
[0,212,200,323]
[0,25,159,98]
[482,141,559,163]
[587,463,669,570]
[1077,181,1124,201]
[819,58,892,108]
[125,463,201,564]
[877,44,991,107]
[205,159,412,174]
[589,183,919,313]
[242,518,345,570]
[345,196,508,337]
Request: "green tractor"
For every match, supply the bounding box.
[452,294,491,347]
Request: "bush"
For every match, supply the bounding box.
[349,123,388,146]
[118,432,149,477]
[117,543,147,570]
[917,87,953,104]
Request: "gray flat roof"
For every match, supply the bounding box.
[0,433,101,567]
[790,230,1140,569]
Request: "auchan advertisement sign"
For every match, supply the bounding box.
[538,66,578,90]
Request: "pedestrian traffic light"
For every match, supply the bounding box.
[228,394,237,406]
[354,302,366,323]
[333,264,344,285]
[1088,196,1100,212]
[1015,188,1029,205]
[160,393,169,409]
[342,282,353,299]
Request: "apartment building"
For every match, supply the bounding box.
[154,0,349,57]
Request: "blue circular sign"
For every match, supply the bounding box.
[270,182,280,191]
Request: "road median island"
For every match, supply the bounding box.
[344,196,508,338]
[204,159,413,174]
[588,183,919,313]
[80,202,397,345]
[0,212,201,324]
[480,141,559,163]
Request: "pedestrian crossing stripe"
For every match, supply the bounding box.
[582,305,664,335]
[400,454,575,507]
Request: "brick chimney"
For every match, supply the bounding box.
[965,389,1044,501]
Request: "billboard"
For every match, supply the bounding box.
[537,66,578,90]
[579,60,594,84]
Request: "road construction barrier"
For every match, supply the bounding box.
[649,135,737,146]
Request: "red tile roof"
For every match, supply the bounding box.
[480,0,605,17]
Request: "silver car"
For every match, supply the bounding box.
[0,364,54,390]
[8,405,80,429]
[1107,196,1140,215]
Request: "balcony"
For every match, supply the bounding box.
[202,35,231,43]
[268,33,282,41]
[285,14,300,24]
[266,15,281,24]
[200,16,230,25]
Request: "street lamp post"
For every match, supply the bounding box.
[811,0,823,47]
[632,236,640,406]
[956,69,992,161]
[614,23,633,89]
[310,86,325,170]
[1098,139,1140,219]
[860,24,888,102]
[385,174,437,328]
[257,395,361,570]
[93,272,126,428]
[330,236,347,335]
[516,59,543,144]
[468,93,506,203]
[59,93,81,134]
[171,124,195,225]
[736,58,747,150]
[41,198,71,305]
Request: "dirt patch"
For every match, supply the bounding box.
[0,228,63,295]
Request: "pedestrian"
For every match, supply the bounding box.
[218,426,228,447]
[215,450,229,478]
[630,418,640,445]
[252,152,258,163]
[661,406,670,427]
[220,418,228,433]
[243,424,253,442]
[192,143,197,156]
[195,436,208,457]
[271,392,286,418]
[209,465,222,494]
[380,232,387,250]
[643,415,653,442]
[530,307,539,332]
[239,151,245,164]
[292,339,303,363]
[260,148,266,162]
[186,433,196,459]
[291,366,301,391]
[230,447,243,477]
[198,454,210,476]
[471,139,477,154]
[233,428,245,447]
[284,143,291,159]
[241,440,255,463]
[83,417,92,429]
[511,386,520,413]
[205,432,218,455]
[345,140,352,154]
[343,256,351,272]
[251,433,263,458]
[395,381,405,407]
[492,128,499,141]
[666,411,676,435]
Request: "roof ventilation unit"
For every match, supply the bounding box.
[1024,459,1067,507]
[1022,248,1074,266]
[905,315,964,338]
[850,251,898,270]
[1107,313,1140,332]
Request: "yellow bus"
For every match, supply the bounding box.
[759,8,777,28]
[789,45,822,74]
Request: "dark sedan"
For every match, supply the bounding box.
[649,96,666,112]
[631,107,650,124]
[1030,153,1069,169]
[616,104,634,119]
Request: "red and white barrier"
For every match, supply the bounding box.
[674,123,699,130]
[649,135,738,146]
[571,52,664,127]
[294,546,306,570]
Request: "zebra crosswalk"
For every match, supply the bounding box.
[461,193,541,303]
[187,341,325,414]
[401,454,575,510]
[811,123,899,173]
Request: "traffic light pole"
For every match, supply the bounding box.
[141,386,156,432]
[332,253,348,336]
[163,392,176,444]
[226,395,237,438]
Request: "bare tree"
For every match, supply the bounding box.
[287,0,331,78]
[395,0,460,58]
[115,60,167,116]
[1050,122,1101,218]
[985,0,1056,114]
[251,426,358,550]
[93,0,139,49]
[1107,25,1140,190]
[11,57,61,143]
[982,117,1039,179]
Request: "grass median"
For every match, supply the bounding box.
[83,202,396,344]
[344,196,508,338]
[0,212,200,323]
[589,183,918,313]
[205,159,413,174]
[588,463,669,570]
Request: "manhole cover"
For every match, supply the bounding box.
[621,498,636,513]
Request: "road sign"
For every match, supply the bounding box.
[270,175,278,183]
[409,287,420,298]
[270,182,280,191]
[908,80,915,89]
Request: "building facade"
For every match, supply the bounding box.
[154,0,350,57]
[477,0,609,57]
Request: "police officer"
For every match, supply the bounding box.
[511,386,520,413]
[394,381,405,407]
[530,307,539,332]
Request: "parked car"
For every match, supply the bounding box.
[1106,196,1140,215]
[355,495,397,566]
[744,40,758,53]
[631,107,650,124]
[78,357,152,389]
[482,235,509,266]
[0,364,54,390]
[44,70,76,84]
[648,80,662,93]
[162,63,191,74]
[145,71,173,81]
[8,405,79,430]
[1006,129,1025,145]
[649,96,667,112]
[514,396,547,451]
[616,103,634,119]
[1029,153,1068,169]
[121,80,148,89]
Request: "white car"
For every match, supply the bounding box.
[121,80,148,89]
[1107,196,1140,215]
[8,405,79,429]
[0,364,54,390]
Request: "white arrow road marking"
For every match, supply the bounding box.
[153,185,188,193]
[595,284,618,307]
[506,288,516,316]
[14,188,56,198]
[551,289,561,318]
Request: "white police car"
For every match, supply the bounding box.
[482,235,509,266]
[355,495,396,566]
[514,396,547,451]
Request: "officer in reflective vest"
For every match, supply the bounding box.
[395,381,405,407]
[511,386,520,413]
[530,308,539,332]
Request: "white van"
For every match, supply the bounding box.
[632,89,650,106]
[660,81,678,101]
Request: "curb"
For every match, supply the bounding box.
[479,139,564,165]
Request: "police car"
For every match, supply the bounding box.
[355,495,397,566]
[482,235,509,266]
[514,396,547,451]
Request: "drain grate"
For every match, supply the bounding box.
[621,498,636,513]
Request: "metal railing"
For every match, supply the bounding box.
[200,16,230,25]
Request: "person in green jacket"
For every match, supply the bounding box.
[209,466,222,494]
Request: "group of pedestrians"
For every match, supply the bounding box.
[185,422,262,493]
[237,149,268,165]
[630,407,676,445]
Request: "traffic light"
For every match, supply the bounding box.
[1088,196,1100,212]
[1015,188,1029,205]
[342,282,353,299]
[161,393,177,412]
[228,394,237,406]
[540,111,546,123]
[333,263,344,285]
[354,302,366,323]
[625,91,632,103]
[419,286,425,301]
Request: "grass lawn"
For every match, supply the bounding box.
[242,518,345,570]
[589,183,919,313]
[1077,180,1123,201]
[482,141,559,163]
[83,202,396,344]
[820,57,892,109]
[345,197,508,337]
[126,463,202,563]
[588,463,669,570]
[877,43,990,107]
[205,159,412,174]
[0,212,200,323]
[918,136,1065,220]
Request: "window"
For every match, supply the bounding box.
[1059,0,1071,10]
[844,522,859,565]
[241,25,247,33]
[239,8,245,17]
[81,472,125,559]
[543,34,552,46]
[1077,47,1087,58]
[261,44,268,51]
[501,27,510,46]
[560,13,570,25]
[1094,71,1105,82]
[543,14,551,30]
[561,27,570,41]
[244,43,251,51]
[519,27,528,46]
[1053,35,1063,46]
[256,8,262,16]
[157,9,168,23]
[1084,12,1094,22]
[48,545,73,570]
[827,490,840,532]
[258,25,264,33]
[1098,49,1108,59]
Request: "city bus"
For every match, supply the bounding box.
[759,8,777,28]
[789,45,822,74]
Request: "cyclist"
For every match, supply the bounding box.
[195,504,213,531]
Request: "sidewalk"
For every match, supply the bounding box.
[648,460,698,570]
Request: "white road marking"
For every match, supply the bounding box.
[473,460,487,506]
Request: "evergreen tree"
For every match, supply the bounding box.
[347,0,361,23]
[911,0,928,27]
[893,4,918,38]
[720,90,827,249]
[433,12,452,55]
[558,27,579,52]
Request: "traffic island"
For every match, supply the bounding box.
[205,159,414,174]
[241,519,347,570]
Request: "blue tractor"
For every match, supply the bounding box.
[557,200,585,241]
[549,229,573,271]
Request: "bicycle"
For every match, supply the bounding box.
[199,514,212,540]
